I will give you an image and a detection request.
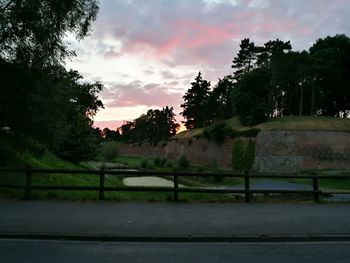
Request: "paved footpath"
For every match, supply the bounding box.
[0,201,350,240]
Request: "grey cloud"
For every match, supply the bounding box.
[100,80,183,108]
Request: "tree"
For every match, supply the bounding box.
[206,76,234,122]
[119,121,135,143]
[119,107,179,146]
[180,72,211,129]
[0,0,103,162]
[309,34,350,117]
[231,38,257,81]
[0,0,99,67]
[102,128,121,142]
[233,68,271,126]
[47,70,104,161]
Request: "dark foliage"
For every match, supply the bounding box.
[0,0,102,162]
[118,107,180,146]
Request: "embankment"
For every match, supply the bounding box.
[119,130,350,173]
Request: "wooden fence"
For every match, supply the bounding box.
[0,167,349,202]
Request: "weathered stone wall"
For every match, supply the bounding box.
[119,130,350,173]
[165,138,242,169]
[253,130,350,173]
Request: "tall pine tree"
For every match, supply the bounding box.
[180,72,211,129]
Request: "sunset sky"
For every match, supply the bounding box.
[65,0,350,130]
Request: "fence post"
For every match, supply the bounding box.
[24,167,32,199]
[99,167,105,201]
[312,172,320,202]
[173,173,179,201]
[244,171,251,203]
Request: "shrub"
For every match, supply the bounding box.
[140,158,148,169]
[203,122,229,144]
[153,157,168,167]
[239,128,261,137]
[99,141,119,161]
[228,128,261,138]
[244,141,256,170]
[177,154,190,171]
[159,157,167,167]
[232,140,255,172]
[203,127,211,140]
[210,122,228,144]
[203,121,260,144]
[165,160,173,168]
[153,157,161,167]
[207,161,224,182]
[232,140,246,172]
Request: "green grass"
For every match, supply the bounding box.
[1,129,348,202]
[172,127,204,139]
[173,116,350,139]
[115,155,146,166]
[257,115,350,131]
[293,169,350,190]
[0,136,232,201]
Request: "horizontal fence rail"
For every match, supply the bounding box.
[0,167,349,202]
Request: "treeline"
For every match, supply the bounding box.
[97,107,179,146]
[0,0,103,162]
[181,35,350,127]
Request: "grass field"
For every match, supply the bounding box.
[297,169,350,190]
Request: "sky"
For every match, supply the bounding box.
[65,0,350,130]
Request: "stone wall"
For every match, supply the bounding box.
[165,137,242,169]
[253,130,350,173]
[119,130,350,173]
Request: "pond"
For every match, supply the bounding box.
[123,176,185,187]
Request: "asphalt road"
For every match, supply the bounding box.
[1,201,350,238]
[1,239,350,263]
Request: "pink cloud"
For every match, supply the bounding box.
[89,0,350,68]
[101,82,183,109]
[173,20,238,48]
[126,20,239,58]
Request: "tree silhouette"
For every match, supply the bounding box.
[0,0,103,162]
[180,72,211,129]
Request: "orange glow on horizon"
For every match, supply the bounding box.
[177,123,187,133]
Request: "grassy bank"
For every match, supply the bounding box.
[0,131,234,201]
[1,131,348,202]
[174,116,350,139]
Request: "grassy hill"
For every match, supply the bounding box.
[173,116,350,139]
[0,130,104,200]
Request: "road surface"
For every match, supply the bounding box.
[1,239,350,263]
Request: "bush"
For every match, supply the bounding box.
[99,141,119,161]
[244,141,256,170]
[153,157,168,167]
[227,128,261,138]
[207,161,224,182]
[232,140,255,172]
[140,158,148,169]
[177,154,190,171]
[232,140,245,172]
[165,161,173,169]
[159,157,167,167]
[203,122,229,144]
[153,157,161,167]
[239,128,261,137]
[203,122,261,144]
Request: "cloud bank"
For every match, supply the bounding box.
[65,0,350,127]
